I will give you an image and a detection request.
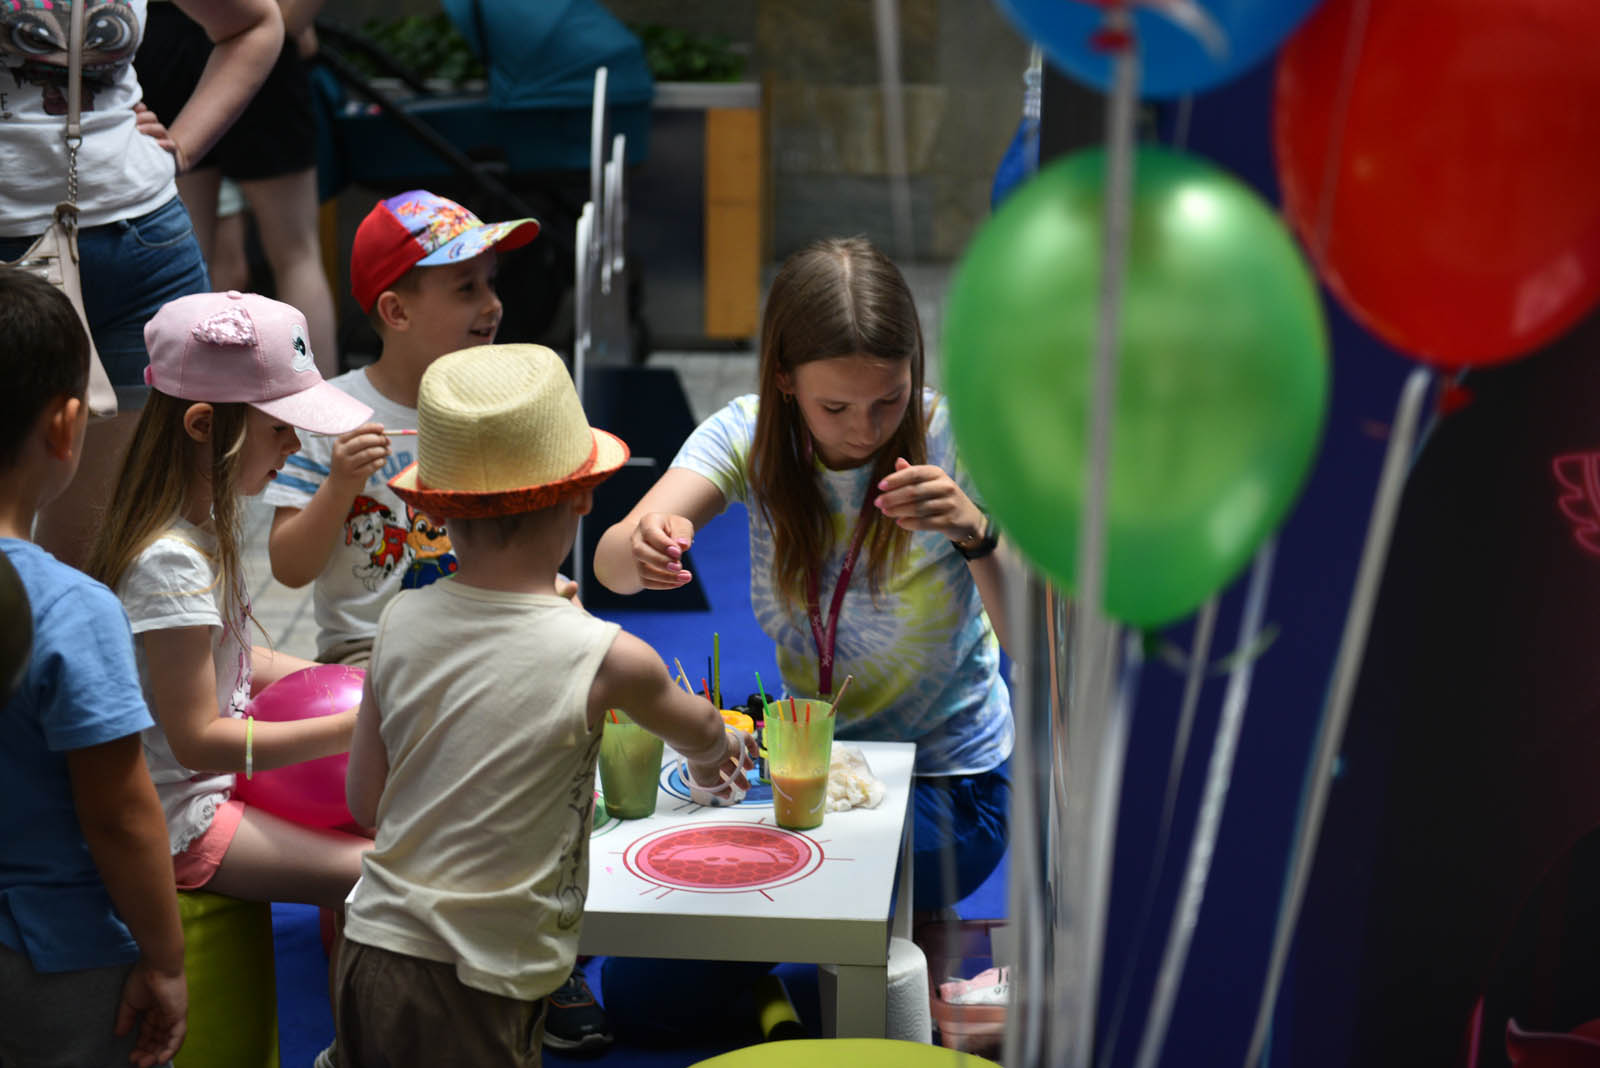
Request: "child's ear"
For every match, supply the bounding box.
[41,395,84,461]
[375,290,410,333]
[182,403,214,443]
[570,489,594,518]
[775,370,794,397]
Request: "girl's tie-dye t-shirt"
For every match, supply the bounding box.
[671,390,1013,776]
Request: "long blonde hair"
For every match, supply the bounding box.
[748,237,927,611]
[86,391,253,642]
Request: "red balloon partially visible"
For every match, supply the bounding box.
[1275,0,1600,368]
[233,664,363,830]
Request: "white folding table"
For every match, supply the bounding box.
[579,739,917,1038]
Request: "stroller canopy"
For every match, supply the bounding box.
[442,0,654,110]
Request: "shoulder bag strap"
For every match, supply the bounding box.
[62,0,85,212]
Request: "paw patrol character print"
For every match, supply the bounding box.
[1,1,139,115]
[391,192,476,250]
[344,496,412,592]
[401,505,457,590]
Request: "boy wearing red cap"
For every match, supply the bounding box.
[262,189,539,666]
[261,192,614,1053]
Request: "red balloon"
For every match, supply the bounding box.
[1275,0,1600,368]
[233,664,363,829]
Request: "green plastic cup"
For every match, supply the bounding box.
[763,699,834,831]
[598,710,665,819]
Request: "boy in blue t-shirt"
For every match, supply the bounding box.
[0,267,186,1067]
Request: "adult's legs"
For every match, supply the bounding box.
[239,169,339,376]
[174,167,222,269]
[209,209,251,294]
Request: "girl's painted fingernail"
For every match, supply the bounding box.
[874,495,885,508]
[878,479,889,490]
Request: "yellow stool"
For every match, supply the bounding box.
[174,891,280,1068]
[691,1038,1001,1068]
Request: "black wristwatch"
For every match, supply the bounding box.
[952,508,999,560]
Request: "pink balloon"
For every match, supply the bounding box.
[233,664,363,829]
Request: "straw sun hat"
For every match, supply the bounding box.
[388,344,629,518]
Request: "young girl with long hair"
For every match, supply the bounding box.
[595,236,1013,908]
[594,236,1013,1042]
[87,291,375,914]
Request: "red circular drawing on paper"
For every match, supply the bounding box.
[624,823,823,893]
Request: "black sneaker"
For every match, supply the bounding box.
[543,969,614,1055]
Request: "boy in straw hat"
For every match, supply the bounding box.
[336,344,756,1066]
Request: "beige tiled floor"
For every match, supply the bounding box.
[245,261,951,657]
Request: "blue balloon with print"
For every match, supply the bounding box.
[995,0,1325,98]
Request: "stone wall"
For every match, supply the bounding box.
[321,0,1029,260]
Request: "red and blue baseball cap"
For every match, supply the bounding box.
[350,190,540,312]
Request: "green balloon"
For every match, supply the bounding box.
[944,146,1329,626]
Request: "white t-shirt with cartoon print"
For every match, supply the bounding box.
[118,518,249,854]
[0,0,178,235]
[261,367,458,657]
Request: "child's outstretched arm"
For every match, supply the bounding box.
[267,422,389,588]
[142,626,357,773]
[594,468,726,594]
[67,734,188,1066]
[588,631,754,793]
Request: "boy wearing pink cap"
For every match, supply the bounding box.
[262,189,540,666]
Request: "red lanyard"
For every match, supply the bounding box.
[805,495,877,697]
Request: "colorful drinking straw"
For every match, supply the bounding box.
[830,674,853,716]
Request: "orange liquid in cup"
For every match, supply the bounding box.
[770,771,829,830]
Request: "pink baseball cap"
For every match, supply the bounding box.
[350,189,540,312]
[143,291,373,435]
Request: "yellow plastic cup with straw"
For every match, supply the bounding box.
[764,693,836,831]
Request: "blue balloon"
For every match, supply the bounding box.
[990,114,1040,210]
[995,0,1324,98]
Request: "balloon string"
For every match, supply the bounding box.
[1244,367,1433,1068]
[1001,571,1055,1068]
[1055,624,1140,1068]
[1056,6,1139,1064]
[1133,539,1276,1068]
[1095,594,1218,1068]
[1310,0,1374,260]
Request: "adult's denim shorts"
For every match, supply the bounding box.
[0,195,210,402]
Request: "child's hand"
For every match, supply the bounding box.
[327,423,390,495]
[555,574,583,607]
[874,457,985,545]
[686,728,758,807]
[115,959,187,1067]
[630,512,697,589]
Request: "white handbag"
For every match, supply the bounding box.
[3,0,118,418]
